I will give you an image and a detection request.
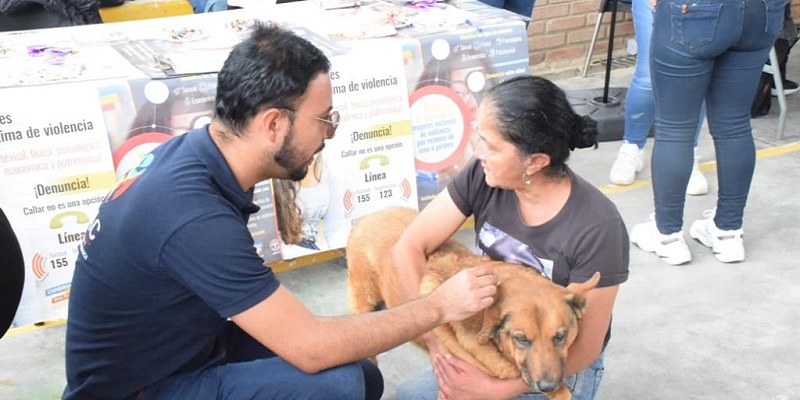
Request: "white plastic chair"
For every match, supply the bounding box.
[763,46,787,139]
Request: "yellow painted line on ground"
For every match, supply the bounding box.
[7,142,800,337]
[271,249,345,274]
[757,139,800,159]
[599,180,651,195]
[4,319,66,338]
[601,140,800,195]
[698,141,800,172]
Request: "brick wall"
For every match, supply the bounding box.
[529,0,800,77]
[528,0,634,76]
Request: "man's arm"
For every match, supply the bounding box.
[391,191,468,350]
[392,190,467,302]
[231,265,497,373]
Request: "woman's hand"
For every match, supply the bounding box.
[433,354,502,400]
[424,332,443,365]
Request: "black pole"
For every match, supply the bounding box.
[603,0,618,103]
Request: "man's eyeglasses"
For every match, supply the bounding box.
[281,107,340,139]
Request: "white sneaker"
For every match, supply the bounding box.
[686,147,709,196]
[689,209,745,263]
[610,141,644,185]
[631,214,692,265]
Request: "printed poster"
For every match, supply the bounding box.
[96,74,282,263]
[408,23,530,208]
[274,43,418,259]
[0,84,116,326]
[0,30,137,88]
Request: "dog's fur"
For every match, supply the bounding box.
[346,207,600,400]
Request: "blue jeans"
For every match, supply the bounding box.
[625,0,706,148]
[189,0,228,13]
[650,0,783,233]
[478,0,535,19]
[139,323,383,400]
[395,352,605,400]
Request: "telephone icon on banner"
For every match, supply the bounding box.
[359,155,389,170]
[50,211,89,229]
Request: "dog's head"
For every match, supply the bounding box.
[476,269,600,393]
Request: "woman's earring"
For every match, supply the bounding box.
[522,173,531,185]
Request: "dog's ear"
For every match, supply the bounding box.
[477,305,503,345]
[564,272,601,320]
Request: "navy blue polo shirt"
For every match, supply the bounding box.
[63,127,280,400]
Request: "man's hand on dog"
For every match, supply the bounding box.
[429,266,498,323]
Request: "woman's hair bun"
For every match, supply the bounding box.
[568,114,599,150]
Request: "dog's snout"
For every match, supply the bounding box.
[535,378,561,393]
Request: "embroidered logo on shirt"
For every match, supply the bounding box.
[105,152,155,202]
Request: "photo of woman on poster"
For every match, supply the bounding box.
[273,154,334,259]
[411,38,497,208]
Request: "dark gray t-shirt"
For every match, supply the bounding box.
[447,160,629,349]
[448,159,629,289]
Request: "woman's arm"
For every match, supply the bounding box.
[392,190,469,351]
[564,215,628,374]
[565,285,618,374]
[392,190,469,302]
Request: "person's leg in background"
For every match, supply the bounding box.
[503,0,535,20]
[476,0,506,10]
[689,0,783,263]
[188,0,208,13]
[204,0,229,12]
[476,0,535,20]
[189,0,229,13]
[686,105,709,196]
[635,0,783,265]
[610,0,654,186]
[629,0,724,265]
[141,322,383,399]
[610,0,708,195]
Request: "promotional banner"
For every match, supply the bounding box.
[408,24,530,208]
[0,84,116,326]
[0,9,531,328]
[0,29,138,88]
[97,74,283,263]
[274,43,418,259]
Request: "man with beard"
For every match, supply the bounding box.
[63,23,499,400]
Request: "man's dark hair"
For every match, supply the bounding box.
[215,22,331,135]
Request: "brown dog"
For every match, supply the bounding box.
[346,206,600,400]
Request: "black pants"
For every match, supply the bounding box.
[0,207,24,338]
[0,5,70,31]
